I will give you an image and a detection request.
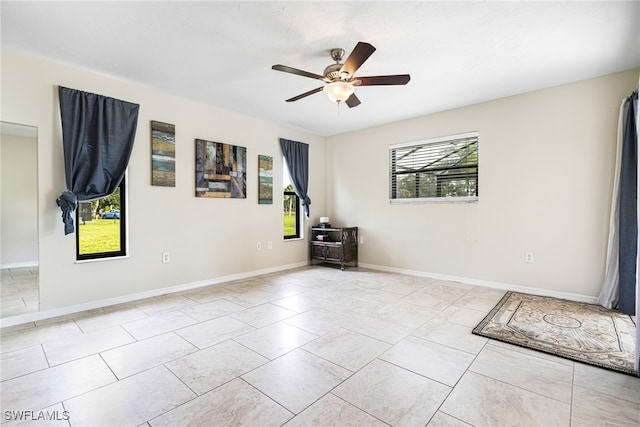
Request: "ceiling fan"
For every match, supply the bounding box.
[272,41,410,108]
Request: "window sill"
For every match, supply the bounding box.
[390,196,478,204]
[75,255,129,264]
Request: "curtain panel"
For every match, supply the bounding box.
[618,91,638,315]
[635,88,640,375]
[591,87,638,374]
[56,86,140,234]
[598,91,638,316]
[597,97,631,309]
[280,138,311,219]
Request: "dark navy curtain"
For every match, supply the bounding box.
[280,138,311,219]
[618,91,638,315]
[56,86,139,235]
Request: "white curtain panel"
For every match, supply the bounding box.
[597,98,628,309]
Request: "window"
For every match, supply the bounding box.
[390,132,478,202]
[76,178,126,260]
[283,163,300,239]
[284,187,300,239]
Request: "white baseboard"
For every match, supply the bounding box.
[0,261,307,328]
[1,261,39,270]
[359,262,599,304]
[1,260,599,328]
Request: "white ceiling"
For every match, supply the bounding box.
[2,1,639,137]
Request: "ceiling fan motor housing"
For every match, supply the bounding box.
[324,48,351,81]
[323,63,344,81]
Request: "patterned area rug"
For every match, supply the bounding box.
[473,292,637,376]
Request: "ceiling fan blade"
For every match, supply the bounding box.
[355,74,411,86]
[346,93,361,108]
[285,86,324,102]
[272,64,326,81]
[340,42,376,76]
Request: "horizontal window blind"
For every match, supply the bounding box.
[389,132,478,201]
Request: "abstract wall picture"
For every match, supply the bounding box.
[151,121,176,187]
[195,139,246,198]
[258,155,273,204]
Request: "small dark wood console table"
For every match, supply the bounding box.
[309,226,358,270]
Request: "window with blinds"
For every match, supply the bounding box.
[389,132,478,202]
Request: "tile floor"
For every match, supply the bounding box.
[1,266,639,426]
[1,268,39,318]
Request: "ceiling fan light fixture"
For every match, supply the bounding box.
[323,81,354,104]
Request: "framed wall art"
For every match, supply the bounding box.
[258,155,273,204]
[150,121,176,187]
[195,139,246,198]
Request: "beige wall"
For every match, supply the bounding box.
[325,69,639,299]
[1,133,38,268]
[1,49,325,312]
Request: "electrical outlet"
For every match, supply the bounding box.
[267,241,273,250]
[525,252,534,263]
[162,252,170,263]
[256,242,261,251]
